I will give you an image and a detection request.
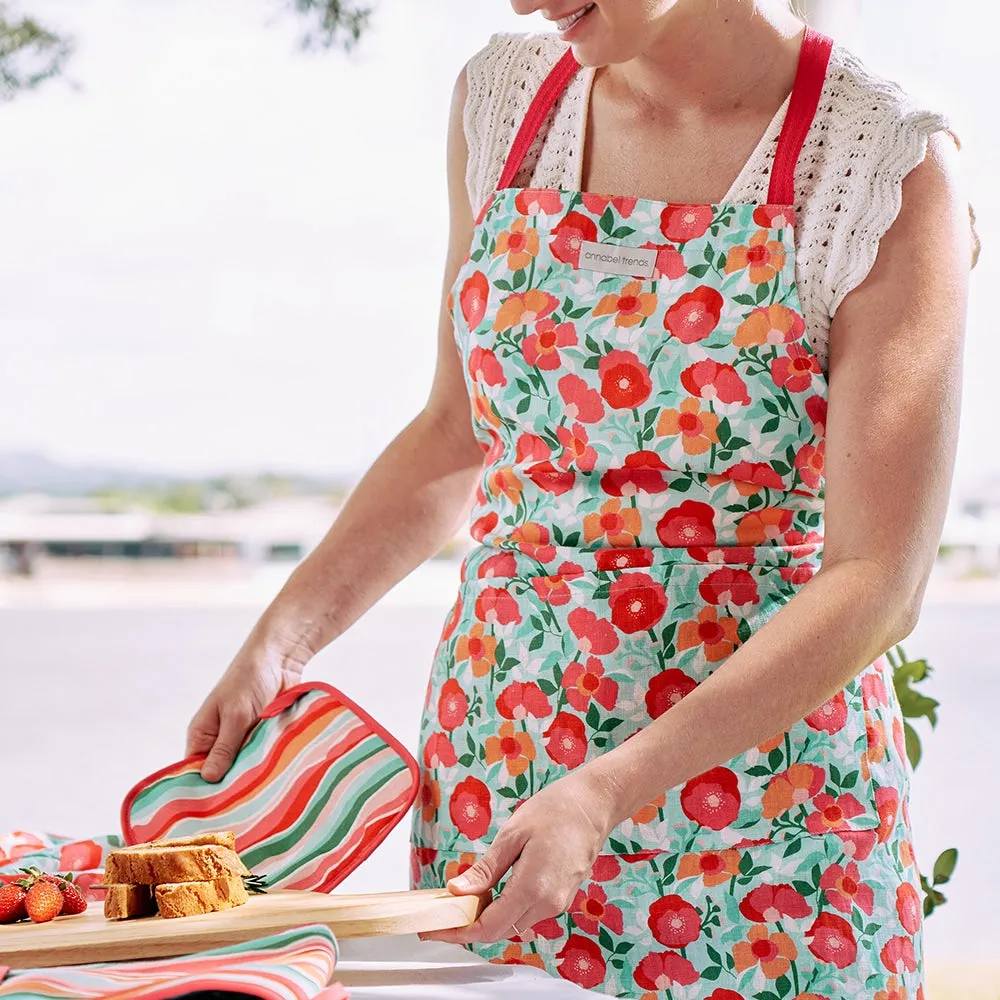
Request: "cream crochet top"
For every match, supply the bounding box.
[463,33,951,372]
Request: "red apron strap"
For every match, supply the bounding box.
[767,27,835,205]
[496,47,581,191]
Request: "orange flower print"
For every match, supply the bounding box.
[491,943,546,970]
[676,848,742,887]
[631,792,666,824]
[761,763,825,819]
[487,466,523,505]
[471,385,501,429]
[736,507,794,545]
[455,623,498,678]
[494,217,540,271]
[493,289,559,331]
[510,521,556,562]
[593,280,658,328]
[874,976,908,1000]
[656,398,720,455]
[419,774,440,823]
[732,925,797,979]
[557,422,598,472]
[734,304,805,346]
[484,721,536,777]
[583,498,642,546]
[862,714,888,781]
[444,852,478,884]
[725,230,787,284]
[676,606,739,662]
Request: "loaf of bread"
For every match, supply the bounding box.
[154,874,249,919]
[104,844,249,885]
[103,883,156,920]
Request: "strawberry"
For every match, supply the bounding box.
[53,876,88,915]
[0,883,27,923]
[25,880,64,923]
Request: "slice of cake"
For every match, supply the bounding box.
[154,874,249,919]
[104,844,249,885]
[103,883,156,920]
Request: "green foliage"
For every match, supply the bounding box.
[283,0,372,50]
[888,644,957,918]
[0,3,73,101]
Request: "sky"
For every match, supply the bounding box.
[1,0,995,490]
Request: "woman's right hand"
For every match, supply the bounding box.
[186,635,310,782]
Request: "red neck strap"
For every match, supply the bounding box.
[497,28,834,207]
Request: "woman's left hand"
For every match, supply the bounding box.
[421,762,622,945]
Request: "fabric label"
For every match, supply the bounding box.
[578,240,657,278]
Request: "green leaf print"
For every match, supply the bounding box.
[610,226,634,239]
[734,293,757,307]
[599,206,615,235]
[688,263,711,278]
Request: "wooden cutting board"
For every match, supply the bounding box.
[1,888,483,970]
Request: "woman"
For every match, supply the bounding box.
[188,1,973,995]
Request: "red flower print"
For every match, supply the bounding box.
[880,935,918,974]
[556,422,598,472]
[470,510,498,543]
[419,774,441,822]
[496,681,551,721]
[896,882,922,935]
[805,691,848,733]
[474,586,522,626]
[736,507,794,546]
[863,669,889,708]
[423,732,458,768]
[681,767,741,829]
[595,547,654,571]
[761,763,825,818]
[543,711,588,769]
[677,849,743,887]
[837,829,878,862]
[723,460,786,495]
[514,188,564,216]
[591,855,622,882]
[794,442,825,489]
[779,564,815,585]
[563,657,619,712]
[739,884,812,923]
[646,668,698,719]
[771,343,821,392]
[661,203,713,243]
[656,500,716,547]
[437,678,468,732]
[821,862,875,915]
[705,992,746,1000]
[467,346,506,387]
[681,359,751,405]
[699,567,760,606]
[58,840,102,872]
[806,394,828,436]
[557,374,605,423]
[555,934,606,989]
[598,350,653,409]
[583,497,642,546]
[477,552,517,579]
[550,211,599,267]
[733,925,798,979]
[648,894,701,947]
[641,241,688,280]
[734,304,804,347]
[493,289,559,331]
[522,318,577,370]
[412,844,438,873]
[689,545,757,565]
[459,271,489,329]
[600,450,671,497]
[570,883,624,935]
[531,574,574,605]
[525,461,576,495]
[439,596,462,643]
[676,606,739,662]
[754,204,795,230]
[510,521,556,562]
[568,607,620,655]
[608,572,668,633]
[515,433,550,463]
[664,286,724,343]
[594,280,658,328]
[634,951,700,990]
[806,912,857,968]
[449,776,492,841]
[876,785,899,843]
[805,793,866,835]
[581,193,637,218]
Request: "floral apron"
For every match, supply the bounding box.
[411,29,924,1000]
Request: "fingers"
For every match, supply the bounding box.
[447,825,525,896]
[186,702,219,758]
[199,706,253,783]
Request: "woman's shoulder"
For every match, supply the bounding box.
[466,31,567,81]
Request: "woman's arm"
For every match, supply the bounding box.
[434,133,971,944]
[188,67,485,781]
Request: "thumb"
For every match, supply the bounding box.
[448,831,523,895]
[199,711,250,783]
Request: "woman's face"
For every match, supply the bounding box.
[508,1,681,66]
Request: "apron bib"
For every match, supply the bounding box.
[412,29,923,998]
